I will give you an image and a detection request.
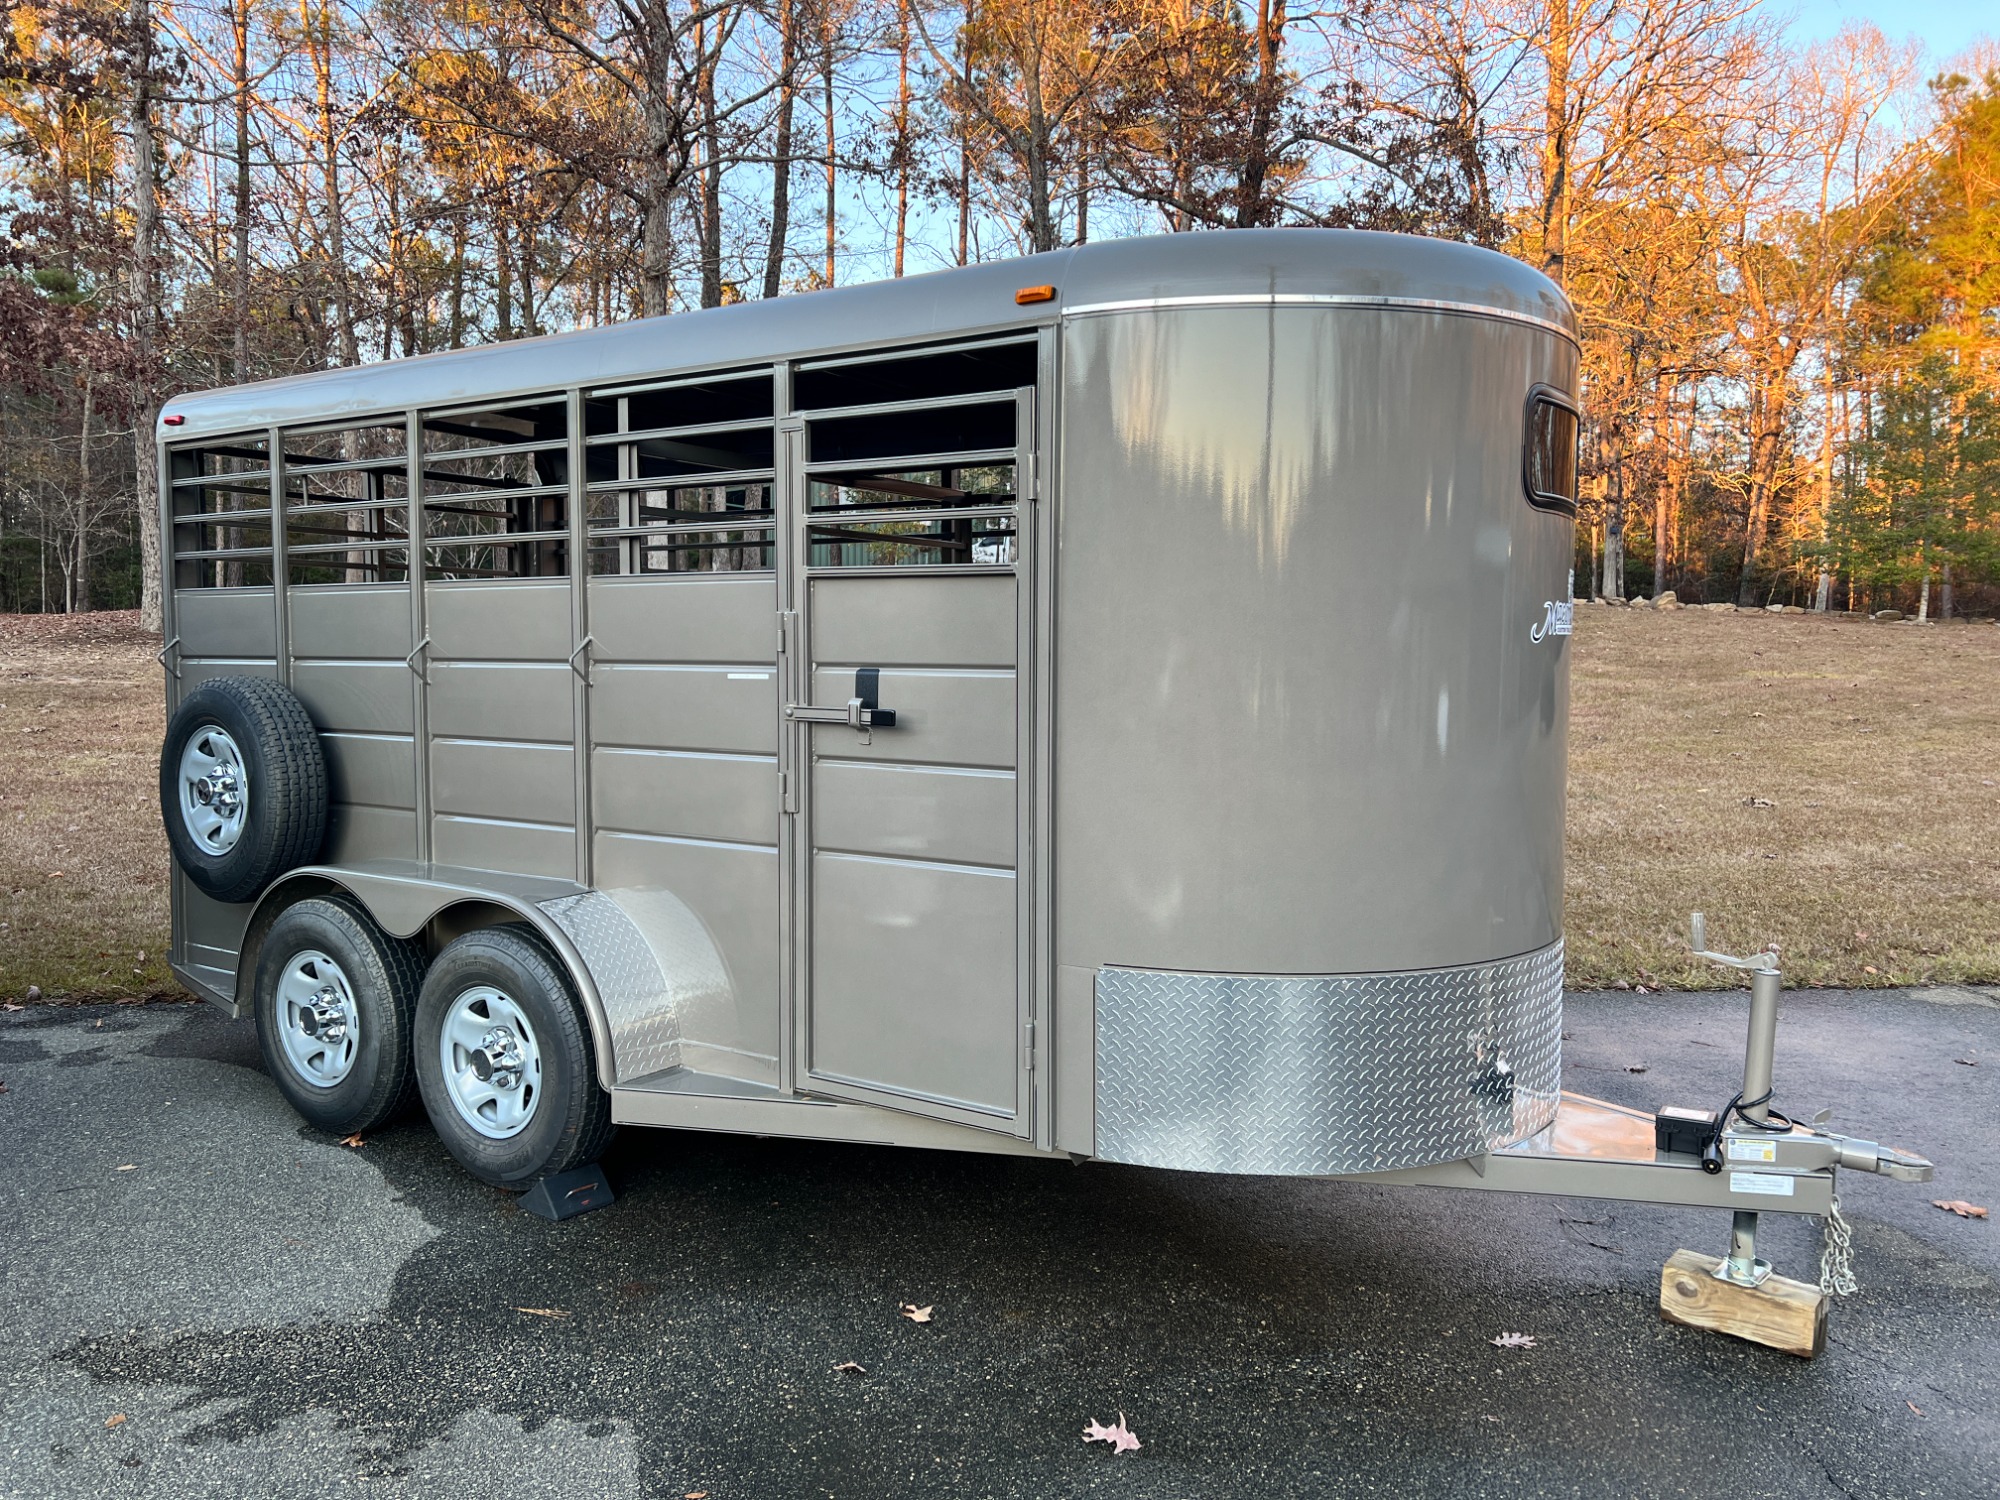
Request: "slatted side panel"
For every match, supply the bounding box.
[589,574,781,1083]
[287,585,417,862]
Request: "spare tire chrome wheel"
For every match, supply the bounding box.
[176,723,250,856]
[254,897,426,1135]
[414,926,614,1191]
[160,676,327,904]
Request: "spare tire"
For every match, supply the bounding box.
[160,675,327,904]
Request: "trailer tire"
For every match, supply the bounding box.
[253,896,425,1135]
[414,926,615,1191]
[161,676,327,904]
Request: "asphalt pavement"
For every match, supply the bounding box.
[1,987,1993,1499]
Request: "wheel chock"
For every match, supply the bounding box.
[520,1163,615,1221]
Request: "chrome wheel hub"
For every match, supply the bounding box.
[276,950,360,1089]
[177,724,250,855]
[441,987,543,1140]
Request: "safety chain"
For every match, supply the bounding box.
[1819,1193,1858,1297]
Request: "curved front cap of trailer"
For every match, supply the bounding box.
[1053,234,1578,1176]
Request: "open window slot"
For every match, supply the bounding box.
[809,460,1016,514]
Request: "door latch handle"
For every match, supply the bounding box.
[783,667,897,730]
[784,699,896,729]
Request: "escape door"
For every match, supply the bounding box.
[781,386,1035,1134]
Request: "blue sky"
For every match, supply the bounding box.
[1782,0,1992,63]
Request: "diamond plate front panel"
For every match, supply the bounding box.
[1094,943,1564,1176]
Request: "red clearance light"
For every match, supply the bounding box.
[1015,285,1056,305]
[163,414,185,426]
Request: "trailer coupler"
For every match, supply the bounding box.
[1354,913,1935,1358]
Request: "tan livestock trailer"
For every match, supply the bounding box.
[157,230,1929,1350]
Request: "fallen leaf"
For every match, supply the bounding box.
[1082,1412,1141,1455]
[1611,979,1632,991]
[1931,1200,1989,1219]
[1489,1332,1537,1349]
[1863,966,1878,975]
[899,1303,934,1324]
[339,1133,365,1149]
[2,1003,22,1012]
[513,1307,572,1318]
[1907,1400,1924,1416]
[833,1361,866,1375]
[1480,1415,1500,1423]
[1743,797,1775,808]
[1954,1056,1978,1066]
[1623,1064,1648,1074]
[105,1414,127,1429]
[113,1164,136,1172]
[686,1492,709,1498]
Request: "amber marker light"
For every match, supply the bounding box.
[1015,285,1056,305]
[163,414,186,426]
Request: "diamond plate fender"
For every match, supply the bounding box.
[1094,942,1565,1175]
[537,889,731,1085]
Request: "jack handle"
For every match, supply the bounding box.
[1689,912,1778,973]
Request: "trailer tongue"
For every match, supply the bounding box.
[1366,913,1934,1358]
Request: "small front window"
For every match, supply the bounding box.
[1525,391,1579,514]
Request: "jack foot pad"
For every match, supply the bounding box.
[1660,1248,1826,1357]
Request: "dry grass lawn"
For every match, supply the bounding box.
[2,605,1996,1002]
[1566,604,2000,989]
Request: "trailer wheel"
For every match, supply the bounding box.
[161,676,327,904]
[413,926,615,1191]
[253,896,425,1135]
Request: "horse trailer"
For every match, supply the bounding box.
[157,229,1928,1351]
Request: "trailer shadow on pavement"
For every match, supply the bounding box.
[1,990,1993,1499]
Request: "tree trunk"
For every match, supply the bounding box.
[1539,0,1571,287]
[231,0,252,382]
[128,0,163,633]
[697,13,723,308]
[1233,0,1285,227]
[893,0,910,276]
[763,0,796,298]
[822,9,837,286]
[957,110,971,265]
[1940,561,1953,622]
[75,369,93,612]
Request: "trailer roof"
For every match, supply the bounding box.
[160,229,1574,438]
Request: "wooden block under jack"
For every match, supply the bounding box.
[1659,1248,1827,1358]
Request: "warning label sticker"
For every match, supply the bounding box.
[1727,1139,1778,1164]
[1730,1171,1796,1197]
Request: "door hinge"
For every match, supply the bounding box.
[1023,1018,1036,1072]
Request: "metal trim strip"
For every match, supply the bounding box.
[1062,292,1580,347]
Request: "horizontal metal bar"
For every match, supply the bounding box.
[586,468,776,492]
[801,390,1020,425]
[585,418,775,447]
[424,531,572,547]
[794,331,1037,375]
[173,546,276,561]
[421,435,570,465]
[807,505,1016,527]
[588,523,776,540]
[589,365,776,401]
[803,448,1015,476]
[279,452,409,476]
[284,541,412,557]
[174,508,274,525]
[800,562,1013,578]
[1352,1149,1835,1215]
[174,474,272,493]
